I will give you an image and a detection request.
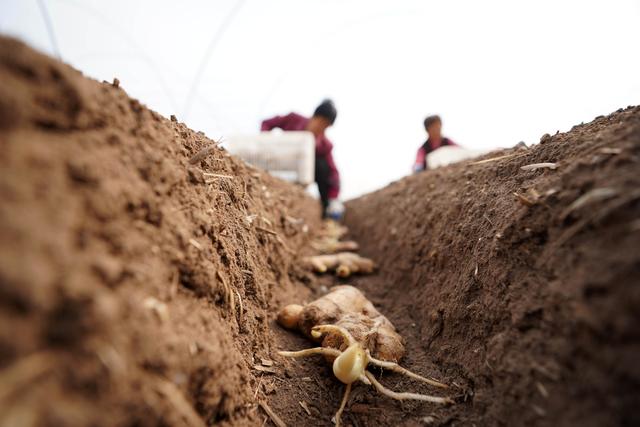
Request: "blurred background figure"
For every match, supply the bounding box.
[261,99,344,219]
[413,115,457,173]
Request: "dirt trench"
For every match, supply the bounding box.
[1,37,639,427]
[269,106,640,427]
[340,109,640,426]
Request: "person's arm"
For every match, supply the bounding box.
[261,113,291,131]
[413,146,426,173]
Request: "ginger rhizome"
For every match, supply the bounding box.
[321,219,349,241]
[305,252,375,278]
[311,220,360,254]
[310,238,359,254]
[307,221,373,277]
[277,285,452,426]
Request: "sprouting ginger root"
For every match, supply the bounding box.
[305,252,375,278]
[322,219,349,240]
[277,285,452,426]
[278,285,404,361]
[310,238,360,254]
[310,220,359,254]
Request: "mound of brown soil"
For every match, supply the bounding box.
[0,37,321,426]
[345,107,640,426]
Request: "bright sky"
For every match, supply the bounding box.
[2,0,639,199]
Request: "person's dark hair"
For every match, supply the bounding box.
[313,99,337,125]
[423,115,441,130]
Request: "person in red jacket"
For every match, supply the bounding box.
[413,115,457,172]
[261,100,343,219]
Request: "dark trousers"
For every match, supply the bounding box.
[315,156,330,217]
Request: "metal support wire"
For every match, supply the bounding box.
[36,0,61,60]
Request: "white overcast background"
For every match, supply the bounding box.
[2,0,639,199]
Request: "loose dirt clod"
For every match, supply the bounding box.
[277,286,451,426]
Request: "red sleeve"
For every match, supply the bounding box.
[413,146,426,172]
[324,147,341,199]
[261,114,287,131]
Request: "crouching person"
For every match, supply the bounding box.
[413,115,457,172]
[261,99,344,219]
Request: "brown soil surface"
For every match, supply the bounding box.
[344,108,640,426]
[1,36,639,427]
[0,37,322,426]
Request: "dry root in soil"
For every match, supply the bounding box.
[277,285,452,426]
[305,253,375,278]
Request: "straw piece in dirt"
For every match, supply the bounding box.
[188,238,203,250]
[560,188,619,220]
[531,404,547,417]
[285,215,304,225]
[154,377,206,427]
[259,401,287,427]
[254,377,264,399]
[299,400,312,416]
[143,297,169,323]
[255,226,278,236]
[253,365,278,374]
[0,351,56,403]
[520,162,558,171]
[536,381,549,398]
[599,147,622,154]
[204,173,234,180]
[188,142,222,164]
[235,289,244,323]
[216,271,236,318]
[260,358,274,367]
[514,192,536,207]
[470,151,528,165]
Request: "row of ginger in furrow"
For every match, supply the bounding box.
[277,221,453,426]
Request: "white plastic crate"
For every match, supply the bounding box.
[224,131,315,185]
[427,145,490,169]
